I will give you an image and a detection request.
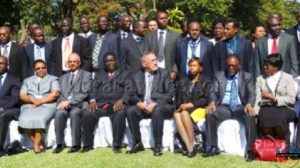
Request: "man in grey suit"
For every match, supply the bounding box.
[120,20,147,74]
[255,14,299,77]
[144,11,180,71]
[204,55,256,162]
[52,53,92,154]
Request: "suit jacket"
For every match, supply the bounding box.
[57,69,92,107]
[50,34,92,76]
[120,33,145,74]
[144,29,181,71]
[131,68,175,106]
[88,32,118,71]
[8,42,29,81]
[176,76,211,108]
[25,42,52,76]
[176,35,214,79]
[210,70,255,106]
[255,71,295,112]
[213,36,254,76]
[0,72,21,110]
[89,69,133,106]
[255,32,299,77]
[286,25,300,69]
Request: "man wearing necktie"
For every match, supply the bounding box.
[120,20,147,74]
[0,56,22,156]
[144,11,180,71]
[53,53,92,154]
[255,13,298,78]
[126,52,175,156]
[204,55,256,162]
[212,18,254,77]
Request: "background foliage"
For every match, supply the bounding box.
[1,0,300,39]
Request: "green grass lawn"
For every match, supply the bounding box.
[0,148,299,168]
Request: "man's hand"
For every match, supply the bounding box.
[113,100,125,112]
[137,102,148,112]
[206,102,216,114]
[57,101,70,110]
[88,101,98,112]
[145,103,157,114]
[244,104,256,116]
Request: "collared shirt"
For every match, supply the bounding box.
[62,33,75,71]
[267,33,280,55]
[120,30,129,39]
[221,73,242,105]
[157,29,167,69]
[266,71,282,94]
[187,37,201,59]
[226,36,238,54]
[78,31,94,38]
[1,41,12,58]
[30,38,35,44]
[34,43,45,61]
[68,69,78,100]
[132,34,143,43]
[0,72,7,86]
[144,71,153,104]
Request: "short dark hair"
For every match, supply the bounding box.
[225,18,239,28]
[250,23,265,35]
[32,59,46,68]
[212,17,226,29]
[263,53,283,69]
[187,18,200,28]
[188,57,203,67]
[103,52,117,63]
[133,20,146,31]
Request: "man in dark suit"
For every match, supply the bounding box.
[88,16,118,72]
[126,51,175,156]
[213,18,254,76]
[20,22,39,47]
[255,14,298,77]
[0,56,21,156]
[52,53,92,154]
[120,19,147,74]
[78,15,94,38]
[176,19,214,79]
[50,17,92,77]
[144,11,181,71]
[25,27,52,76]
[204,55,256,162]
[0,26,29,80]
[81,53,133,153]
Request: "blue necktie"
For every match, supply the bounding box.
[229,77,239,112]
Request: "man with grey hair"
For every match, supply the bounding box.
[126,51,175,156]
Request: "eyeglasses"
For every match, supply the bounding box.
[35,67,46,70]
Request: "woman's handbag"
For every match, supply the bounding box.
[252,135,288,162]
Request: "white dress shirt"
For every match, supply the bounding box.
[34,43,46,61]
[61,33,75,71]
[1,41,12,59]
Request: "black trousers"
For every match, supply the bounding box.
[296,118,300,148]
[206,105,256,151]
[82,107,126,147]
[126,105,173,146]
[54,107,82,146]
[0,108,20,149]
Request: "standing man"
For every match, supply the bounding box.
[126,52,175,156]
[78,16,94,38]
[144,11,181,72]
[81,53,132,153]
[120,20,147,74]
[50,17,92,77]
[52,53,92,154]
[0,56,21,156]
[255,14,298,77]
[0,26,28,80]
[213,18,254,76]
[176,19,214,79]
[88,16,118,73]
[20,22,39,46]
[25,27,52,76]
[204,55,256,162]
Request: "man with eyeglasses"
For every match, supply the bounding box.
[255,13,298,78]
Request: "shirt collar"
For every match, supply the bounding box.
[70,69,79,76]
[64,33,74,39]
[0,72,7,79]
[2,41,12,47]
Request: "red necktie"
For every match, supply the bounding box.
[271,37,278,54]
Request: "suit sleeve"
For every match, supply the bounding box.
[2,77,21,110]
[151,72,175,104]
[289,36,299,77]
[69,72,92,105]
[245,74,256,106]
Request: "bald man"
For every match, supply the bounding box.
[53,53,92,154]
[204,55,256,161]
[0,26,29,80]
[0,56,21,156]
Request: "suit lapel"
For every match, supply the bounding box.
[278,33,285,54]
[8,43,17,63]
[199,38,206,59]
[72,35,78,52]
[0,75,10,99]
[262,37,268,56]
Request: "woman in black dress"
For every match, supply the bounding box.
[174,57,211,157]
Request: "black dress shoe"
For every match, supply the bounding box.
[113,146,122,154]
[52,144,64,154]
[245,151,255,162]
[181,150,188,156]
[202,146,220,157]
[68,146,81,153]
[126,142,144,154]
[80,146,93,153]
[153,145,163,156]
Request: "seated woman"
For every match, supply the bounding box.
[18,59,60,153]
[255,54,296,145]
[174,57,211,158]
